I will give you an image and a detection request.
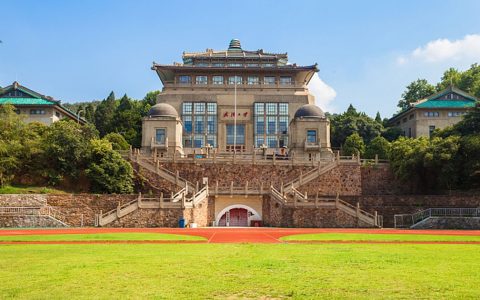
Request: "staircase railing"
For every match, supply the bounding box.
[394,208,480,228]
[283,160,338,192]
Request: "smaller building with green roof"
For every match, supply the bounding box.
[0,81,86,125]
[388,85,477,138]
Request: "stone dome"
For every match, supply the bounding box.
[294,104,325,119]
[148,103,178,118]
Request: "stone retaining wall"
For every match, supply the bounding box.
[413,217,480,229]
[262,196,373,228]
[0,216,66,228]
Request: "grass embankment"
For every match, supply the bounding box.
[0,243,479,298]
[0,233,205,242]
[281,233,480,242]
[0,185,66,194]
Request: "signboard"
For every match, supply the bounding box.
[219,108,251,121]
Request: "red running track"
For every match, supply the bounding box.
[0,227,480,244]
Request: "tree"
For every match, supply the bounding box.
[85,139,134,193]
[104,132,130,150]
[342,133,365,156]
[381,126,403,142]
[398,79,435,111]
[375,111,382,123]
[365,136,390,159]
[330,104,383,147]
[143,90,160,107]
[94,91,117,136]
[112,94,143,147]
[43,120,98,182]
[436,68,462,91]
[84,103,95,123]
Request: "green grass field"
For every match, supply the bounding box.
[281,233,480,242]
[1,243,479,299]
[0,233,205,242]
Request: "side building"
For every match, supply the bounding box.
[388,86,477,138]
[0,81,86,125]
[142,39,332,159]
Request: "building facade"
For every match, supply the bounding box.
[142,39,331,158]
[0,81,86,125]
[388,86,477,138]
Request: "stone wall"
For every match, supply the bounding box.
[262,196,372,228]
[108,208,183,227]
[0,194,47,207]
[297,164,362,196]
[0,216,66,228]
[161,162,314,189]
[361,164,404,195]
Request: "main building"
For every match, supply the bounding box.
[142,39,331,159]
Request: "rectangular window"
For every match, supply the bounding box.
[408,128,412,138]
[212,76,224,85]
[264,63,275,68]
[155,128,166,144]
[247,63,259,67]
[183,116,192,133]
[226,124,245,145]
[195,63,209,67]
[266,103,277,115]
[253,102,289,148]
[247,76,259,85]
[280,76,292,85]
[182,102,217,147]
[196,76,208,85]
[228,76,243,85]
[194,116,204,134]
[424,111,440,117]
[178,75,191,84]
[207,103,217,114]
[212,63,224,67]
[228,63,243,67]
[30,109,45,115]
[429,125,435,137]
[307,130,317,143]
[264,76,276,85]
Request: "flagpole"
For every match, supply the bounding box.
[234,77,237,153]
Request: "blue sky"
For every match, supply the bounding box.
[1,0,480,118]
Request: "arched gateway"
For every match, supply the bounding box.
[216,204,262,227]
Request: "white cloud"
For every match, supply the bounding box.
[398,34,480,64]
[307,73,337,113]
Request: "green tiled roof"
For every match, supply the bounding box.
[0,97,56,105]
[415,100,476,108]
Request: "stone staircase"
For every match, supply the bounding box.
[282,160,338,193]
[134,155,196,193]
[96,186,209,226]
[270,186,382,228]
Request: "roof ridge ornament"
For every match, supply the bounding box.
[228,39,242,51]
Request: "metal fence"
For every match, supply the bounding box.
[394,208,480,228]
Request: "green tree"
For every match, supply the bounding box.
[398,79,435,111]
[381,126,403,142]
[94,91,117,136]
[375,111,382,123]
[104,132,130,150]
[43,120,98,182]
[143,90,160,107]
[84,103,95,123]
[342,132,365,156]
[330,104,383,147]
[389,137,429,189]
[86,139,133,193]
[365,136,390,159]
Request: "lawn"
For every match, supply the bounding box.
[0,243,479,299]
[281,233,480,242]
[0,233,205,242]
[0,185,66,194]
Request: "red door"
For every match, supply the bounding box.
[229,208,248,227]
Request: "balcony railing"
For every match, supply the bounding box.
[163,81,305,90]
